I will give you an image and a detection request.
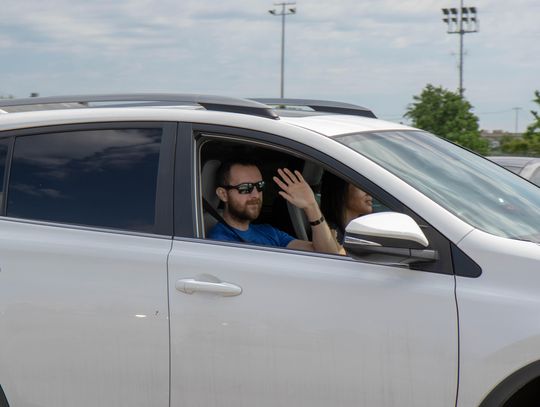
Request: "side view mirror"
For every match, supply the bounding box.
[343,212,438,265]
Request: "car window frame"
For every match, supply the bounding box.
[0,137,13,215]
[0,121,176,236]
[176,122,457,276]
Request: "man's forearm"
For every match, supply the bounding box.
[304,204,341,254]
[272,168,342,254]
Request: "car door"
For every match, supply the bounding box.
[168,125,458,407]
[0,123,175,407]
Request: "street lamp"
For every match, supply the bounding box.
[268,2,296,98]
[512,107,522,135]
[442,2,478,97]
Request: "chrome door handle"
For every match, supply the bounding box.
[175,278,242,297]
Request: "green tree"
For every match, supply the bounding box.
[501,90,540,156]
[524,90,540,139]
[405,84,489,154]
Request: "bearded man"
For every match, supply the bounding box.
[208,158,341,254]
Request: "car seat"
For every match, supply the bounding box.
[201,159,222,236]
[286,161,323,241]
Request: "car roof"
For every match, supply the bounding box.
[0,93,415,137]
[279,114,413,136]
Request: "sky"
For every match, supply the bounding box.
[1,0,538,132]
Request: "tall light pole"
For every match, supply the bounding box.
[512,107,522,136]
[269,2,296,98]
[442,1,478,97]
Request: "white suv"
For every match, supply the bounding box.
[0,94,539,407]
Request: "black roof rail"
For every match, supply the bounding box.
[0,93,279,120]
[251,98,376,118]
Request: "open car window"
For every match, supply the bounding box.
[197,137,388,252]
[198,138,303,240]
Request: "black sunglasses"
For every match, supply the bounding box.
[222,180,265,194]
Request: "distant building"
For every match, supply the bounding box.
[481,130,521,149]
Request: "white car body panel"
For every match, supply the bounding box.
[456,229,540,406]
[0,218,171,407]
[168,239,457,407]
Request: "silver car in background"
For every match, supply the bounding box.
[488,156,540,187]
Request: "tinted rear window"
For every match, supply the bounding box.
[7,128,162,232]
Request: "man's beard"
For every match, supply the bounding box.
[227,198,262,222]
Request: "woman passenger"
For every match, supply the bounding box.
[320,171,373,246]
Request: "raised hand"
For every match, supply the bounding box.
[273,167,342,255]
[273,168,317,210]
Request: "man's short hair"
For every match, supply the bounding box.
[216,157,260,187]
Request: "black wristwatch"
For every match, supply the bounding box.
[309,215,325,226]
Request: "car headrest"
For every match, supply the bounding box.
[202,159,221,208]
[302,160,324,186]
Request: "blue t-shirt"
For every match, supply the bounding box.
[208,222,295,248]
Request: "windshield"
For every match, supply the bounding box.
[337,130,540,243]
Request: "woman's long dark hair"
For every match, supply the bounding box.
[320,171,349,232]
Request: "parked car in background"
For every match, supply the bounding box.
[488,155,540,187]
[0,94,539,407]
